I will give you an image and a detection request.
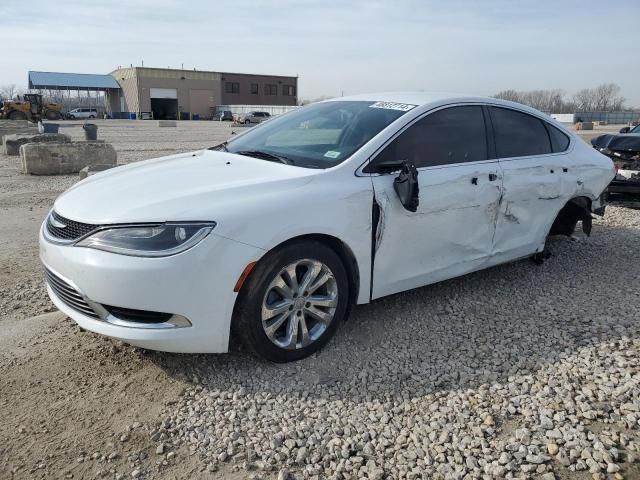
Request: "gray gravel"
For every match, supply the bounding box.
[153,207,640,479]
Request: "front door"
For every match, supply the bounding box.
[367,105,503,299]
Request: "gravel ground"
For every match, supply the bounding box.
[1,120,639,480]
[156,207,640,480]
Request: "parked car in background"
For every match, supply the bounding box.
[238,111,271,124]
[592,124,640,199]
[41,93,614,362]
[66,108,98,119]
[219,110,233,121]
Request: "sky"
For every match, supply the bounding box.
[2,0,639,105]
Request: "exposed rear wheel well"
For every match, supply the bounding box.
[549,196,593,237]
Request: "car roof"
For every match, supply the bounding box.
[325,91,543,115]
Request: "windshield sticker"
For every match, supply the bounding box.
[324,150,341,159]
[369,102,416,112]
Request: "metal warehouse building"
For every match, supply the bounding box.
[28,67,298,120]
[110,67,298,119]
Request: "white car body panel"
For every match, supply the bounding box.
[41,92,615,353]
[371,160,502,298]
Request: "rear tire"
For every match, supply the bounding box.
[45,111,61,120]
[234,241,349,362]
[244,119,251,125]
[8,111,27,121]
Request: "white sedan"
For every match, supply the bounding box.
[40,93,615,362]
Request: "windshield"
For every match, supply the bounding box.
[631,125,640,134]
[221,101,411,168]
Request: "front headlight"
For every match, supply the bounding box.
[76,222,216,257]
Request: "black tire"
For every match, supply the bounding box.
[8,111,27,121]
[234,241,349,362]
[68,115,75,119]
[89,115,95,119]
[244,119,251,124]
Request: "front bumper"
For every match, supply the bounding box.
[40,224,264,353]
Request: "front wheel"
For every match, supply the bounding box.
[244,119,251,124]
[234,241,349,362]
[8,111,27,121]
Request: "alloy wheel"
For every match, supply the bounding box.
[261,259,338,350]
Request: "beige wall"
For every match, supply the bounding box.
[137,77,221,114]
[111,68,140,113]
[188,89,216,117]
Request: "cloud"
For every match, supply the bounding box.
[1,0,639,105]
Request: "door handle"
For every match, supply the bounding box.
[471,177,478,185]
[488,173,498,182]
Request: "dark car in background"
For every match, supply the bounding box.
[219,110,233,121]
[592,124,640,201]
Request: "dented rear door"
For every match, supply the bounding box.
[488,106,570,262]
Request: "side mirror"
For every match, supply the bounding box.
[619,126,631,134]
[393,160,419,212]
[371,158,404,174]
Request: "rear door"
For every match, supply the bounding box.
[488,106,574,262]
[367,105,503,298]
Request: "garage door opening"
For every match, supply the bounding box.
[151,98,178,120]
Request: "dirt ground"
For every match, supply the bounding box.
[1,120,637,480]
[0,120,248,480]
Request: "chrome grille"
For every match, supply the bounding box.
[45,268,99,319]
[46,211,98,242]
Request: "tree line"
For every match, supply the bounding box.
[494,83,630,113]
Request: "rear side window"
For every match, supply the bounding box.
[373,106,488,169]
[546,124,570,152]
[490,107,551,158]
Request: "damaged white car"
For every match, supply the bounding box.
[40,93,615,362]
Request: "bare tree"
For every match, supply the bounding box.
[593,83,625,111]
[0,84,23,101]
[495,84,628,113]
[494,90,521,103]
[572,89,594,111]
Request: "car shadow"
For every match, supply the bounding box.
[147,221,640,402]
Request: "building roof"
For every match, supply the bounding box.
[28,71,120,90]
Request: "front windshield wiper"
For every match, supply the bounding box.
[235,150,294,165]
[208,141,228,152]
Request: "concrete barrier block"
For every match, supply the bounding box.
[20,142,117,175]
[79,164,116,179]
[576,122,594,131]
[3,133,71,156]
[158,120,177,127]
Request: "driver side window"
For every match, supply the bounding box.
[371,106,488,171]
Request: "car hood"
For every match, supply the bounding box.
[591,133,640,152]
[54,150,318,224]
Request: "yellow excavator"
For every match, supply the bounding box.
[0,93,63,121]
